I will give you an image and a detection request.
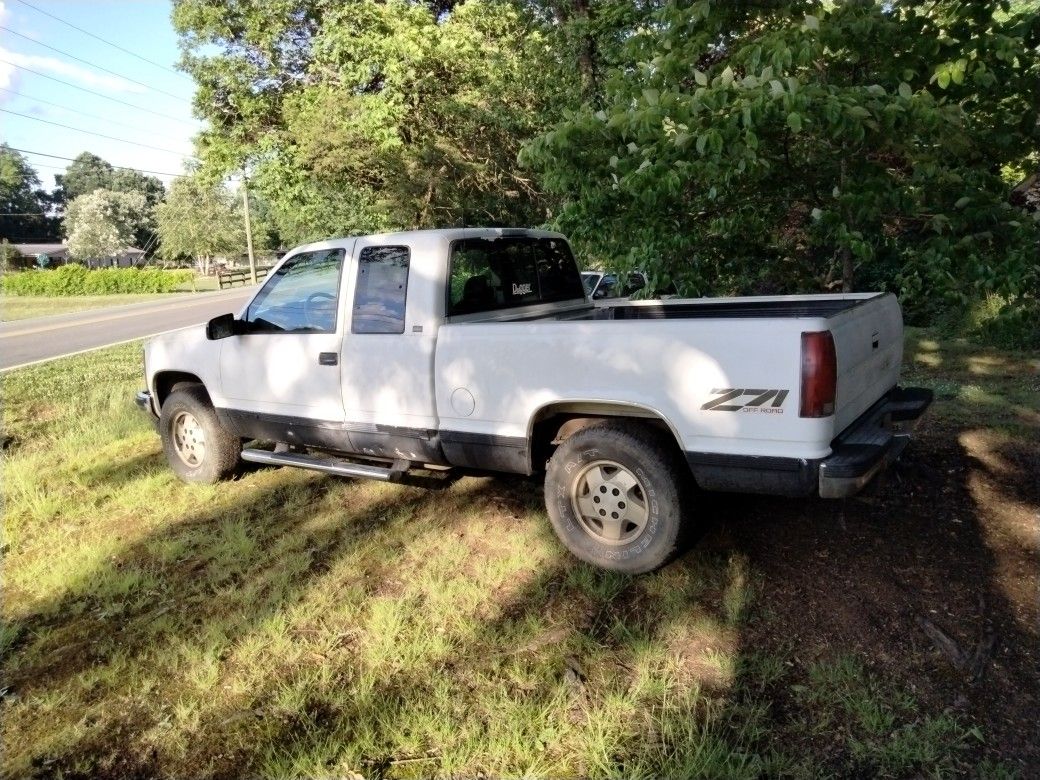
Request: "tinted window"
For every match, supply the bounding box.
[352,246,409,334]
[448,237,584,317]
[581,273,600,296]
[245,249,344,333]
[594,275,619,299]
[624,273,646,295]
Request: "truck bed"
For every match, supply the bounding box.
[588,295,881,320]
[436,291,903,467]
[485,293,885,323]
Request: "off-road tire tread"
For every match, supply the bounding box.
[544,420,692,574]
[159,385,240,484]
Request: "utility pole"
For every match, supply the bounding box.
[241,172,257,285]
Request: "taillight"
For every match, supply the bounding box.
[800,331,837,417]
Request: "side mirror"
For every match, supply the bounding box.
[593,288,607,300]
[206,313,239,340]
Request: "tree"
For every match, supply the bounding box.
[155,175,252,272]
[54,152,165,249]
[65,189,149,261]
[173,0,579,242]
[0,239,21,271]
[522,1,1040,320]
[0,144,59,243]
[53,152,116,205]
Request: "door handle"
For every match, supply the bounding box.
[318,352,338,366]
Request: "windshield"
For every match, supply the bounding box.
[581,272,601,296]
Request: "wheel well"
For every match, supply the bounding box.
[528,403,680,473]
[153,371,208,410]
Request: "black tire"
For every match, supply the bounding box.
[544,421,690,574]
[159,385,240,484]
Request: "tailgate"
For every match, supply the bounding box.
[828,293,903,434]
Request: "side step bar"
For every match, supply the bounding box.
[241,449,408,482]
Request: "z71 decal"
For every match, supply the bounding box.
[701,388,790,414]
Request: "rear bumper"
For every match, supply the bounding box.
[817,386,932,498]
[685,386,933,499]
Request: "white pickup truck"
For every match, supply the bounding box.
[137,228,931,572]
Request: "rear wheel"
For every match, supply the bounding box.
[544,421,690,573]
[159,385,240,484]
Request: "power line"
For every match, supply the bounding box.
[0,25,192,104]
[0,60,197,126]
[18,158,177,180]
[7,147,185,177]
[0,108,198,159]
[0,87,190,144]
[9,0,193,82]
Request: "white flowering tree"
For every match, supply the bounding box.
[65,189,149,262]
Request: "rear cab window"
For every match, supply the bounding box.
[352,246,410,334]
[448,236,585,317]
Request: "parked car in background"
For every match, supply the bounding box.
[581,270,648,300]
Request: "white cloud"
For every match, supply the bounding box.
[0,46,148,94]
[0,3,12,92]
[0,64,14,92]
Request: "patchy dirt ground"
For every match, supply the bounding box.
[688,331,1040,771]
[2,333,1037,778]
[699,424,1039,770]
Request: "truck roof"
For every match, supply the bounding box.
[294,227,567,255]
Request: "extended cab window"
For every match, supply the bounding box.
[352,246,409,334]
[448,237,584,316]
[245,248,345,333]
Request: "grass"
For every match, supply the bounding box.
[0,276,219,321]
[1,333,1035,778]
[0,294,177,321]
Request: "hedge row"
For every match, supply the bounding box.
[1,265,194,296]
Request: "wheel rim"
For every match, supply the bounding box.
[569,459,649,546]
[171,411,206,467]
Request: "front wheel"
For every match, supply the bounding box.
[544,422,690,574]
[159,385,241,484]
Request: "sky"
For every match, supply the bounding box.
[0,0,200,191]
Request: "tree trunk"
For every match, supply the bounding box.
[841,245,854,293]
[555,0,600,104]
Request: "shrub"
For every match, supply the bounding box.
[935,294,1040,351]
[1,265,194,296]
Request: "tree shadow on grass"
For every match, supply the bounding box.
[704,428,1039,772]
[1,468,513,776]
[4,423,1037,777]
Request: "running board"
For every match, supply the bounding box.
[241,449,408,482]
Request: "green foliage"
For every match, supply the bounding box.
[54,152,165,249]
[155,175,253,261]
[0,144,59,243]
[54,152,165,210]
[522,0,1040,325]
[171,0,1040,345]
[174,0,572,242]
[65,189,150,261]
[934,293,1040,349]
[2,265,193,296]
[0,239,20,272]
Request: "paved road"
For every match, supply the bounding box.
[0,289,254,371]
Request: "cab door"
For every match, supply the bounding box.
[339,241,441,462]
[219,243,353,436]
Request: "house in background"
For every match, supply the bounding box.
[9,243,146,269]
